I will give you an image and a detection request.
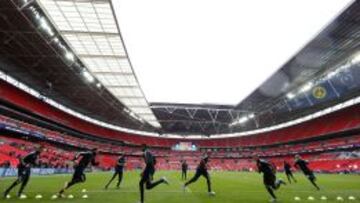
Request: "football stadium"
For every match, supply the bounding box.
[0,0,359,202]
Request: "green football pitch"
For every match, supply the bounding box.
[0,171,359,203]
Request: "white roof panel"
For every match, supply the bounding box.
[39,0,161,128]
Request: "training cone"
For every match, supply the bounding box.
[82,194,88,199]
[35,194,43,199]
[308,196,315,201]
[5,194,11,199]
[320,196,327,200]
[82,189,87,193]
[348,196,356,200]
[19,194,27,199]
[208,191,216,196]
[51,194,58,200]
[294,196,301,201]
[68,194,74,199]
[336,196,344,201]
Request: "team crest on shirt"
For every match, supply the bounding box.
[312,86,327,99]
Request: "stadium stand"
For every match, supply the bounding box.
[0,107,359,173]
[1,79,360,149]
[0,29,359,173]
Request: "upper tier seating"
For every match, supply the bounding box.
[1,79,360,147]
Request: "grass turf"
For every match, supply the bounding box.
[0,171,359,203]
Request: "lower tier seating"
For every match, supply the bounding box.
[0,134,358,173]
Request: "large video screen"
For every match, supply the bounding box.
[172,142,197,151]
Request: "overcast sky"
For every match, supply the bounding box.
[112,0,353,105]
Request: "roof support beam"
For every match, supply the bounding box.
[79,54,127,59]
[106,85,138,88]
[94,72,133,75]
[61,30,118,37]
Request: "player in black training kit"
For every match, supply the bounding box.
[256,158,285,202]
[294,155,320,190]
[138,144,168,203]
[183,154,215,196]
[57,148,98,197]
[284,161,296,184]
[105,154,126,189]
[181,160,188,180]
[3,147,42,199]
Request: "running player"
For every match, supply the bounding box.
[105,154,126,189]
[3,146,42,199]
[181,160,188,180]
[256,157,286,202]
[284,160,296,184]
[294,155,320,190]
[56,148,98,197]
[138,144,168,203]
[183,154,215,196]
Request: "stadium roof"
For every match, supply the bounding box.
[149,1,360,135]
[0,0,158,134]
[112,0,352,105]
[38,0,161,128]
